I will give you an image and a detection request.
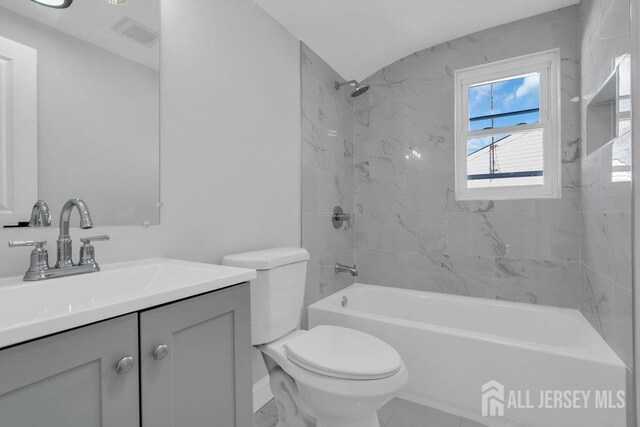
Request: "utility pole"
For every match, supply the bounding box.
[490,143,500,176]
[489,83,497,177]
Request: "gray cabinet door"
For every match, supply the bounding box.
[0,314,140,427]
[140,284,252,427]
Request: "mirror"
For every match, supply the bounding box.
[0,0,160,227]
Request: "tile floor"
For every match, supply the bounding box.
[253,397,486,427]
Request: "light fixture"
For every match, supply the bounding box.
[30,0,73,8]
[405,148,423,160]
[106,0,128,4]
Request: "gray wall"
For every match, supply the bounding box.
[0,0,302,405]
[578,0,632,371]
[352,6,582,308]
[0,0,302,277]
[301,43,356,308]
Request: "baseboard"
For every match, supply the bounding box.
[253,375,273,413]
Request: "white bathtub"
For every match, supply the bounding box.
[308,284,627,427]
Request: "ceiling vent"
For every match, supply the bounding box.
[112,17,159,47]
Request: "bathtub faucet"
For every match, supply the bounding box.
[335,263,358,277]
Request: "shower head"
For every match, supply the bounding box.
[334,80,370,98]
[350,84,370,97]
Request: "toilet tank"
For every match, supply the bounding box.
[222,248,310,345]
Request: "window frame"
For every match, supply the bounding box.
[454,49,561,201]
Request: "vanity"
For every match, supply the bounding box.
[0,258,256,427]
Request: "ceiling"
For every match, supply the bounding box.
[0,0,159,70]
[254,0,579,81]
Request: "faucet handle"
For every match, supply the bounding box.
[79,235,109,269]
[9,241,50,281]
[9,240,47,249]
[80,235,110,244]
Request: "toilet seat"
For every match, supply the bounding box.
[284,325,402,380]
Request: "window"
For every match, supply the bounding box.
[454,50,561,200]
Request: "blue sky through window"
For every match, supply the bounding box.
[467,74,540,154]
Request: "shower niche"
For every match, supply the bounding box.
[585,56,631,156]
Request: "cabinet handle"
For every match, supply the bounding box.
[115,356,135,374]
[153,344,169,361]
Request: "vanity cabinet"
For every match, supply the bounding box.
[140,283,252,427]
[0,283,251,427]
[0,314,140,427]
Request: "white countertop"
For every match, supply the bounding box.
[0,258,256,349]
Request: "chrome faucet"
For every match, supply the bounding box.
[9,199,109,281]
[28,200,52,227]
[56,199,94,268]
[335,263,358,277]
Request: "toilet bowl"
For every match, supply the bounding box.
[260,327,408,427]
[222,248,408,427]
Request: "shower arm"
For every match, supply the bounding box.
[334,80,359,90]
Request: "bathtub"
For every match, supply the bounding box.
[308,284,627,427]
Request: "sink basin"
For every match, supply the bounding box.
[0,258,256,348]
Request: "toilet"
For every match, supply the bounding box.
[222,248,408,427]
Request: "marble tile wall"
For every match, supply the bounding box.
[300,5,633,377]
[351,6,583,309]
[579,0,633,373]
[301,43,356,308]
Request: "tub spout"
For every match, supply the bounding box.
[335,263,358,277]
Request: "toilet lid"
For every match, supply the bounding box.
[284,325,402,380]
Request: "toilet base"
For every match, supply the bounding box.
[266,363,382,427]
[268,367,314,427]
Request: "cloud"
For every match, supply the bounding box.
[470,84,491,102]
[467,136,493,154]
[515,75,539,98]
